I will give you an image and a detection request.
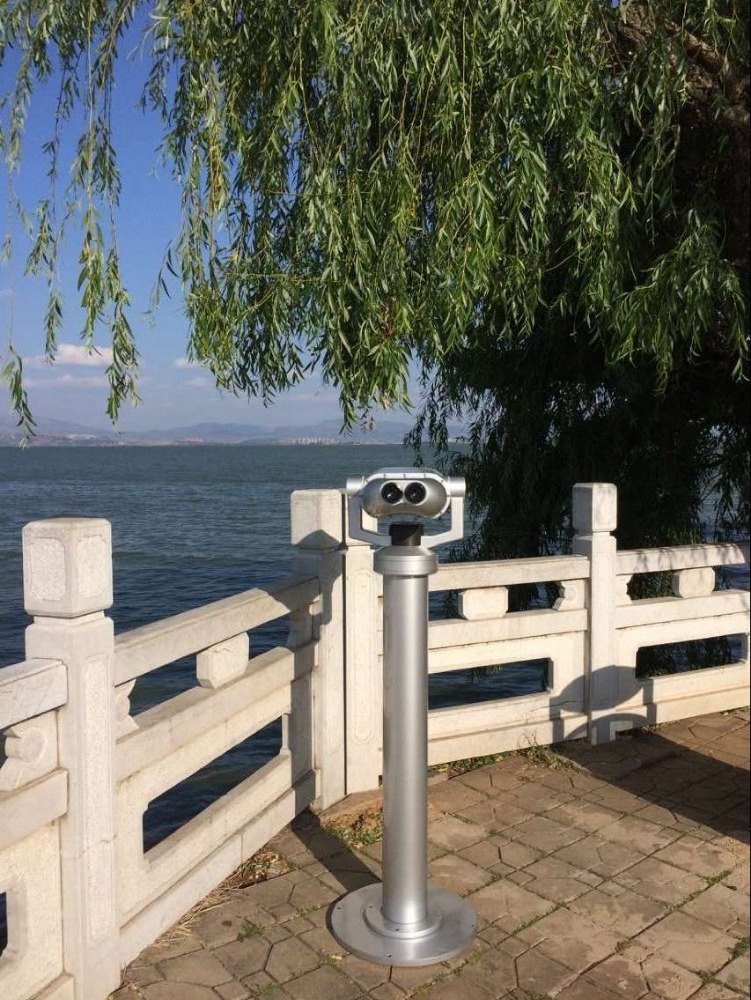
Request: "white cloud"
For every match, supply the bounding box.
[24,343,113,369]
[173,357,202,370]
[58,343,113,367]
[183,376,212,389]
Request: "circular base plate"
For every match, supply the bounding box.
[329,884,476,967]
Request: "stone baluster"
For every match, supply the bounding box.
[22,518,120,997]
[459,586,509,619]
[571,484,621,744]
[290,490,346,808]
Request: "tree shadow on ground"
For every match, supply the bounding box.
[286,809,381,893]
[556,718,749,842]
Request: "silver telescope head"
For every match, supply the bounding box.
[345,467,465,549]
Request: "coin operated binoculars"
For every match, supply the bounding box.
[330,469,476,967]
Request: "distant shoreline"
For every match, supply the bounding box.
[0,416,466,448]
[0,437,426,447]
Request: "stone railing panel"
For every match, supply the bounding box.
[118,768,316,968]
[427,629,588,765]
[116,644,310,780]
[0,820,65,1000]
[118,751,306,923]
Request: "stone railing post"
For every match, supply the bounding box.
[571,484,619,745]
[290,490,346,809]
[342,502,382,794]
[22,518,120,998]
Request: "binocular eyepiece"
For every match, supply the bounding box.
[380,480,427,506]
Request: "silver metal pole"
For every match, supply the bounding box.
[381,567,429,926]
[330,528,476,967]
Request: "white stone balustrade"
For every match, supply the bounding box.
[0,486,748,1000]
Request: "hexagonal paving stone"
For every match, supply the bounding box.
[505,814,585,853]
[265,937,321,983]
[635,912,738,973]
[427,815,488,851]
[515,946,576,995]
[568,885,667,937]
[654,837,742,879]
[614,856,705,905]
[582,954,648,999]
[427,853,494,895]
[682,881,750,936]
[212,937,271,980]
[157,949,233,986]
[467,879,551,932]
[284,964,363,999]
[523,907,621,973]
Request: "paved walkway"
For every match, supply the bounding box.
[114,710,750,1000]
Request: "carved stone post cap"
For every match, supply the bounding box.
[22,517,113,618]
[290,490,344,549]
[572,483,618,534]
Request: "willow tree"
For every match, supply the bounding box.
[405,3,749,556]
[1,3,748,535]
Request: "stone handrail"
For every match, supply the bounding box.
[430,553,590,590]
[617,541,750,575]
[0,658,67,730]
[113,575,320,684]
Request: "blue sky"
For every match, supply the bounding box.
[0,39,414,432]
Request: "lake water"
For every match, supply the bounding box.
[0,444,547,847]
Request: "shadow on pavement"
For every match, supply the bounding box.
[557,721,750,841]
[287,809,381,893]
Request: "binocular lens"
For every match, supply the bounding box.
[404,482,427,504]
[380,482,403,505]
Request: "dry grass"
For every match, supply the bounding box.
[125,848,291,962]
[323,807,384,848]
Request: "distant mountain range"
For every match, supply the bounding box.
[0,415,462,446]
